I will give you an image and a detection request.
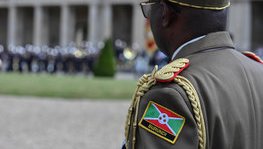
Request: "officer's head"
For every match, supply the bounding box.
[140,0,229,58]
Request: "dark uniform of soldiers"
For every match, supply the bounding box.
[123,0,263,149]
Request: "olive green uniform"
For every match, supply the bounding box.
[124,32,263,149]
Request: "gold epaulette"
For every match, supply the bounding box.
[125,58,206,149]
[155,58,190,82]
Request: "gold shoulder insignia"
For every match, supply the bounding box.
[125,58,206,149]
[155,58,190,82]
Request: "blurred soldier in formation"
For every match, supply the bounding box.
[0,43,99,74]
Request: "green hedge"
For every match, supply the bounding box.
[93,39,116,77]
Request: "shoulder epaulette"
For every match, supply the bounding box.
[242,51,263,64]
[125,58,206,149]
[155,58,190,83]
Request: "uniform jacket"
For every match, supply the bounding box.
[125,31,263,149]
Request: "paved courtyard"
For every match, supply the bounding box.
[0,96,130,149]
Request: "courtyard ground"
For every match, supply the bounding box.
[0,96,130,149]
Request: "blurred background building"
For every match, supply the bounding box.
[0,0,262,50]
[0,0,262,74]
[0,0,145,49]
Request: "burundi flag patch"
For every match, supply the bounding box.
[139,101,185,144]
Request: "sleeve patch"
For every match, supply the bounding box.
[139,101,185,144]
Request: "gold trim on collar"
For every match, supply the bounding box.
[168,0,230,10]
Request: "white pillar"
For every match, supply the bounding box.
[132,4,145,49]
[102,4,112,40]
[8,6,17,46]
[228,2,251,50]
[34,5,43,46]
[60,4,70,47]
[89,3,98,44]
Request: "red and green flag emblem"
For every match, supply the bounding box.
[139,101,185,144]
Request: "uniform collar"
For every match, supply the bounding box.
[171,36,205,60]
[172,31,235,60]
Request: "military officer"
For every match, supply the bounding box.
[123,0,263,148]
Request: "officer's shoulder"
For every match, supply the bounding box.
[140,58,191,105]
[137,58,206,147]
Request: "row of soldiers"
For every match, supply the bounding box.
[0,44,99,74]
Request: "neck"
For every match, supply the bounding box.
[166,34,192,59]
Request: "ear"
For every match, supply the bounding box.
[160,2,176,27]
